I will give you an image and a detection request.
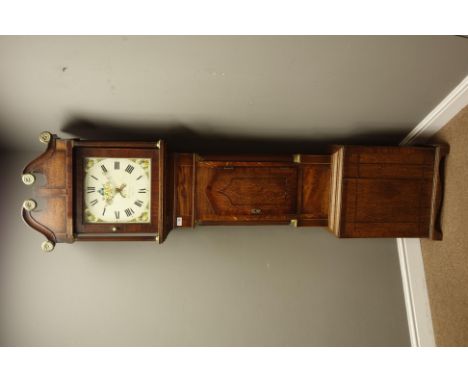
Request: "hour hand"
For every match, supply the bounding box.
[115,183,127,197]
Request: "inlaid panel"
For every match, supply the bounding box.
[196,161,297,223]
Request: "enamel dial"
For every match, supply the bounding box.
[83,157,151,224]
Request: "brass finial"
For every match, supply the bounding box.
[23,199,37,211]
[39,131,52,144]
[41,240,55,252]
[22,173,36,185]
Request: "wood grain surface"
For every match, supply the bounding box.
[329,145,446,238]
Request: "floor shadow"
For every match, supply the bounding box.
[61,117,410,154]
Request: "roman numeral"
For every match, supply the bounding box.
[136,175,143,180]
[102,207,106,216]
[138,188,147,193]
[114,161,120,170]
[87,186,96,193]
[115,211,120,219]
[134,200,143,207]
[91,175,98,181]
[90,199,98,206]
[125,165,135,174]
[125,208,135,217]
[101,164,108,173]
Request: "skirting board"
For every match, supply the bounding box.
[397,238,435,346]
[398,74,468,347]
[401,75,468,145]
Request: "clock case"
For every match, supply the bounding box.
[22,132,448,251]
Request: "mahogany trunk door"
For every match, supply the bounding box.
[195,160,298,224]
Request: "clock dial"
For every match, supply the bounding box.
[83,157,151,223]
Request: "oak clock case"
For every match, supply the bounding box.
[21,131,448,252]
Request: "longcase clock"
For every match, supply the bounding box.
[22,131,448,251]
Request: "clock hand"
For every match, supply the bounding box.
[100,170,121,202]
[115,183,127,198]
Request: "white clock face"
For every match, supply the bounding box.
[83,157,151,224]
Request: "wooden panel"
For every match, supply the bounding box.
[173,153,194,228]
[344,146,435,165]
[347,163,433,179]
[75,141,159,148]
[34,197,67,232]
[198,161,296,168]
[196,162,297,223]
[342,222,422,238]
[22,136,74,243]
[299,154,331,164]
[354,179,425,223]
[297,160,331,226]
[328,145,445,239]
[428,145,449,240]
[159,141,174,243]
[77,235,158,241]
[297,219,328,227]
[198,154,294,162]
[342,179,358,225]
